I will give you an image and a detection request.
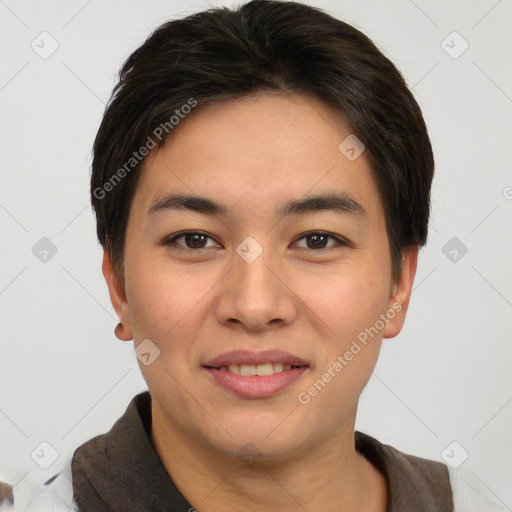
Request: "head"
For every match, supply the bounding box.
[92,0,433,461]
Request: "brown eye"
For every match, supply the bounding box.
[162,230,347,252]
[163,231,220,250]
[294,232,346,250]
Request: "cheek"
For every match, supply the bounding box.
[125,276,166,340]
[125,258,206,342]
[296,264,389,390]
[125,265,213,401]
[296,277,387,421]
[301,265,390,339]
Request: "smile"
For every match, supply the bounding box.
[214,362,296,376]
[201,349,310,397]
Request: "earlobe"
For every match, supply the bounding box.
[102,249,133,341]
[383,245,419,339]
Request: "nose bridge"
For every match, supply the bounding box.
[235,240,275,292]
[216,234,297,330]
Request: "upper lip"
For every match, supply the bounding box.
[202,349,309,368]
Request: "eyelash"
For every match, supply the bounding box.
[161,230,349,252]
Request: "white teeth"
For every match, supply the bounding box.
[240,364,256,376]
[256,363,274,376]
[227,364,240,375]
[220,362,295,376]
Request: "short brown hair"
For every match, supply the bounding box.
[91,0,434,283]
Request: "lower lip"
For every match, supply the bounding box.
[203,367,308,398]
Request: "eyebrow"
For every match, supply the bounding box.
[147,192,367,219]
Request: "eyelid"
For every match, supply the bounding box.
[161,230,221,250]
[161,230,350,251]
[293,231,349,250]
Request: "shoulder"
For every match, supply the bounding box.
[0,459,78,512]
[3,434,508,511]
[355,431,508,511]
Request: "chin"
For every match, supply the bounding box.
[213,436,302,466]
[201,418,309,461]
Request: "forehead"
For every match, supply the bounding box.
[132,92,383,222]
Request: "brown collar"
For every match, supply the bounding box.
[72,392,453,511]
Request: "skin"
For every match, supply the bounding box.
[103,91,418,512]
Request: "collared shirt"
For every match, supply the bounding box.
[1,391,508,511]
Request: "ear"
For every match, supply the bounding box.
[102,249,133,341]
[382,245,418,339]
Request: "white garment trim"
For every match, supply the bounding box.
[3,460,510,511]
[449,466,510,512]
[0,459,77,512]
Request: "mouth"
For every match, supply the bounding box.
[204,362,306,376]
[202,349,309,369]
[201,349,309,398]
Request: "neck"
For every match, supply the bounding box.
[150,403,388,512]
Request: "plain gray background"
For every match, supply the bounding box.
[1,0,511,506]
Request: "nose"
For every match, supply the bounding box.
[215,243,298,332]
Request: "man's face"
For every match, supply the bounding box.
[106,92,415,461]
